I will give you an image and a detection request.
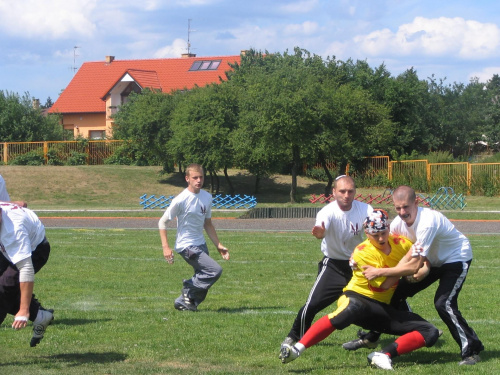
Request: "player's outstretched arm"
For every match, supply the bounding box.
[311,221,326,239]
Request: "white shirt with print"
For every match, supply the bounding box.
[158,188,212,251]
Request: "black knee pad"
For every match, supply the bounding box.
[422,326,440,347]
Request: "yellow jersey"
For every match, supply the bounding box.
[345,235,413,304]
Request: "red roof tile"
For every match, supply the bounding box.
[49,55,241,114]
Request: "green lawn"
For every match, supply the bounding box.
[0,229,498,374]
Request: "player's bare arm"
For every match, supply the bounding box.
[159,228,174,264]
[204,219,229,260]
[362,251,425,280]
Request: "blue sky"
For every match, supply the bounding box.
[1,0,500,104]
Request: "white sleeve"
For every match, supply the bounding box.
[0,176,10,201]
[16,256,35,282]
[158,201,179,230]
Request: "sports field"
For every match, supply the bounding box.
[0,224,498,374]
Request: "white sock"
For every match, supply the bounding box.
[294,342,306,354]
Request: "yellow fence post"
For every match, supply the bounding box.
[2,143,7,164]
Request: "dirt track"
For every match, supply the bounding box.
[40,216,500,235]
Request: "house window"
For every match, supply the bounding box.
[189,60,222,71]
[89,130,106,140]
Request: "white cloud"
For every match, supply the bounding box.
[469,67,500,82]
[352,17,500,59]
[283,21,319,36]
[0,0,97,39]
[153,38,188,58]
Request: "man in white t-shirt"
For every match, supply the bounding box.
[0,203,54,347]
[279,175,373,354]
[343,185,484,366]
[158,164,229,311]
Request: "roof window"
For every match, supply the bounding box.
[189,60,221,71]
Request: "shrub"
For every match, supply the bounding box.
[8,150,45,165]
[66,151,87,165]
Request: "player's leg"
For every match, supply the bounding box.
[366,305,439,370]
[176,244,222,311]
[281,293,366,364]
[343,269,439,351]
[433,261,484,365]
[284,258,351,344]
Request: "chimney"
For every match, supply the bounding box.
[32,99,40,109]
[241,50,249,56]
[105,56,115,63]
[181,53,196,58]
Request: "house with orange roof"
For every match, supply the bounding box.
[49,53,242,139]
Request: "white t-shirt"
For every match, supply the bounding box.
[0,175,10,202]
[390,207,472,267]
[158,188,212,251]
[0,203,45,265]
[316,200,373,260]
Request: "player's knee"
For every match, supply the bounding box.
[422,326,440,347]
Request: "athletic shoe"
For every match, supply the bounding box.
[280,336,296,352]
[174,293,197,312]
[30,308,54,347]
[342,330,379,351]
[279,343,300,364]
[368,352,393,370]
[459,354,481,365]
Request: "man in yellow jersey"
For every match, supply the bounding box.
[279,209,440,370]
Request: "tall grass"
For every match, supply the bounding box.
[0,229,498,374]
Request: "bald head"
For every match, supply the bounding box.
[393,185,416,202]
[334,175,355,189]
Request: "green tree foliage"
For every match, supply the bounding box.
[0,91,63,141]
[229,48,326,201]
[106,47,499,201]
[168,83,238,194]
[112,89,177,169]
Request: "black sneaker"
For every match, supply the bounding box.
[174,293,197,312]
[342,330,379,351]
[459,354,481,365]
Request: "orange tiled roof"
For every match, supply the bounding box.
[49,55,241,114]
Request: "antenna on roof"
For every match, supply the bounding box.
[187,19,196,54]
[72,46,80,74]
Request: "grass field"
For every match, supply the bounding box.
[0,229,498,374]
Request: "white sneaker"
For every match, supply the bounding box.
[30,308,54,347]
[368,352,393,370]
[279,344,300,364]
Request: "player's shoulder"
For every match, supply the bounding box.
[390,234,413,248]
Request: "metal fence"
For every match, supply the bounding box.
[1,140,124,165]
[1,141,499,195]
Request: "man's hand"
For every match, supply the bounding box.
[12,312,29,330]
[411,241,423,257]
[361,265,381,281]
[217,245,230,260]
[163,246,175,264]
[311,221,326,239]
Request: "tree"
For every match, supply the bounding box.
[112,89,177,168]
[314,83,395,193]
[168,83,238,194]
[229,48,324,202]
[0,91,63,141]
